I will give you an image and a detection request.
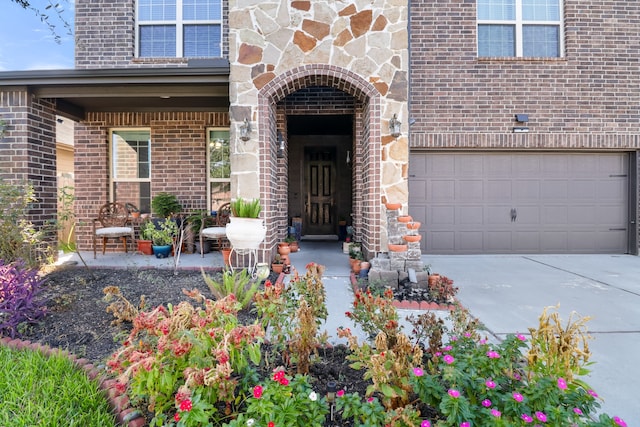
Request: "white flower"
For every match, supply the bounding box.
[246,419,255,426]
[309,391,318,401]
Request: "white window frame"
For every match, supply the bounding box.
[136,0,222,58]
[477,0,564,58]
[206,127,231,212]
[109,128,152,211]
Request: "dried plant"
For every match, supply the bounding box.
[406,311,445,354]
[288,297,317,374]
[526,304,592,381]
[102,286,145,325]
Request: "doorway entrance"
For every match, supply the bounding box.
[287,115,353,239]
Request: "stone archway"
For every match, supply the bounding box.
[258,64,382,257]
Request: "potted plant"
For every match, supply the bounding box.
[151,192,182,218]
[225,198,266,250]
[271,254,284,274]
[285,235,299,252]
[137,220,155,255]
[150,217,178,258]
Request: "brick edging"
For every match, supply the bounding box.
[0,337,145,427]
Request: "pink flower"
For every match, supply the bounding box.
[588,389,599,398]
[491,409,501,417]
[516,333,527,341]
[486,350,500,359]
[573,408,583,415]
[268,422,275,427]
[174,413,180,422]
[443,354,455,364]
[521,414,533,423]
[614,417,627,427]
[279,377,289,386]
[485,380,496,389]
[448,389,460,398]
[253,385,263,399]
[557,377,567,390]
[273,370,285,381]
[535,411,547,422]
[179,399,192,411]
[450,336,458,341]
[479,339,487,344]
[337,390,345,397]
[443,345,453,351]
[367,397,375,403]
[413,367,424,377]
[460,423,470,427]
[481,399,492,407]
[421,421,431,427]
[464,332,472,338]
[513,392,523,402]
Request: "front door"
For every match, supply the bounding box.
[304,147,336,235]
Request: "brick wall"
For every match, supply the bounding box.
[0,88,58,258]
[74,111,229,251]
[75,0,229,69]
[408,1,640,144]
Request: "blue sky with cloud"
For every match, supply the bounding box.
[0,1,75,71]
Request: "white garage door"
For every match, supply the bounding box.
[408,152,629,254]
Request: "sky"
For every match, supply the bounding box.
[0,1,75,71]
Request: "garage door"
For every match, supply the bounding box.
[408,152,629,254]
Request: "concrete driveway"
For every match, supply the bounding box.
[427,254,640,426]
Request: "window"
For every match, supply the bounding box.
[137,0,222,58]
[110,129,152,213]
[207,128,230,212]
[477,0,562,58]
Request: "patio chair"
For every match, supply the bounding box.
[200,202,231,257]
[93,201,135,258]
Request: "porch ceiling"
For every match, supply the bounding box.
[0,62,230,121]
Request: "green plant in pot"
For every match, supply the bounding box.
[230,197,261,218]
[137,220,156,255]
[151,192,182,218]
[150,218,178,258]
[226,198,266,250]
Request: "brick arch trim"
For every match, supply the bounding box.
[258,64,380,104]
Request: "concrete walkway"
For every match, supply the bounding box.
[57,248,639,425]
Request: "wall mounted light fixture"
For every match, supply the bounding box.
[389,114,401,137]
[513,114,529,133]
[239,118,251,141]
[277,130,285,158]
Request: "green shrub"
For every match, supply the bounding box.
[0,179,46,267]
[230,198,261,218]
[202,268,261,309]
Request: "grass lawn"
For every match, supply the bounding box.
[0,345,116,427]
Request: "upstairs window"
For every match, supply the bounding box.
[137,0,222,58]
[477,0,562,58]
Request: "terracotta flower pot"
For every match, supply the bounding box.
[289,241,299,252]
[406,221,421,230]
[385,202,401,210]
[403,235,422,243]
[221,248,232,267]
[428,274,440,287]
[137,240,153,255]
[388,244,408,252]
[397,215,413,223]
[278,243,291,256]
[271,263,284,274]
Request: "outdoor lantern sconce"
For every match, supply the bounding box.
[389,114,401,137]
[239,118,251,141]
[277,130,285,158]
[513,114,529,133]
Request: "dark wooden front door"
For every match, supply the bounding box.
[304,147,336,235]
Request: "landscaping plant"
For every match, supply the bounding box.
[0,259,47,337]
[107,290,264,426]
[202,268,261,310]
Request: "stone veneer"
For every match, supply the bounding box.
[228,0,409,255]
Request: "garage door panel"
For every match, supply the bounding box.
[458,180,483,200]
[486,231,512,251]
[409,152,628,254]
[542,206,568,224]
[459,206,484,224]
[429,231,454,252]
[487,180,511,200]
[430,180,455,201]
[431,206,454,225]
[458,231,483,251]
[541,180,568,199]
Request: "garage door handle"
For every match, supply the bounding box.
[510,208,517,222]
